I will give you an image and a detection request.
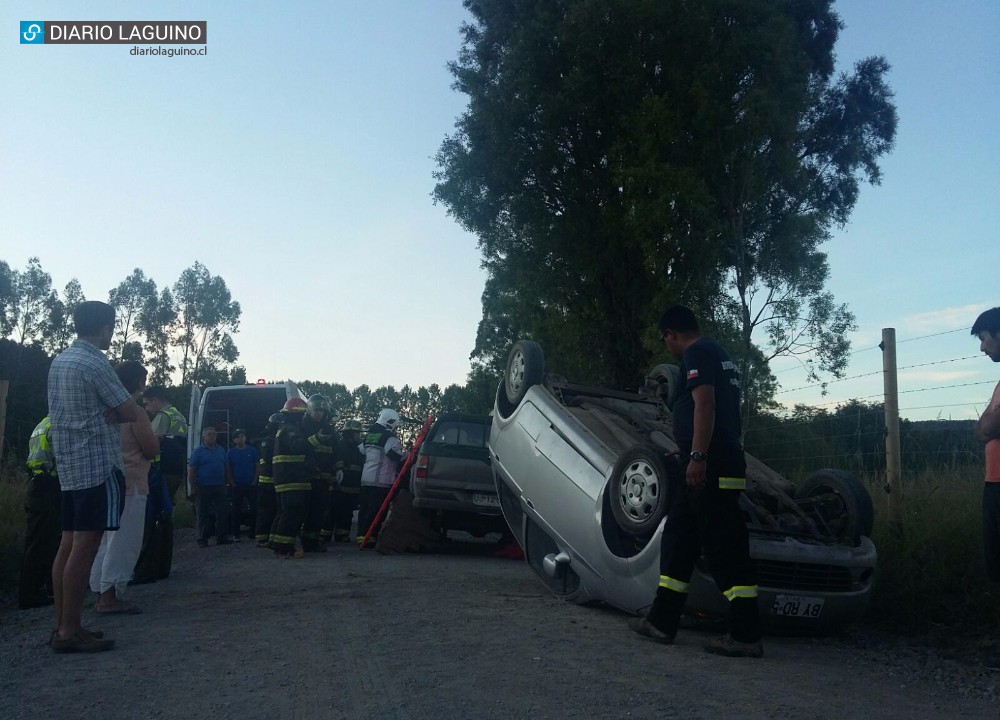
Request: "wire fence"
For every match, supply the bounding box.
[745,325,994,494]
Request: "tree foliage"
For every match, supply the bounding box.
[435,0,896,397]
[172,261,243,387]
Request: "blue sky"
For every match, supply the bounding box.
[2,1,997,421]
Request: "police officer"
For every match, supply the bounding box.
[18,417,61,609]
[629,305,762,658]
[142,385,188,503]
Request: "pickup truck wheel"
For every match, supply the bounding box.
[794,469,874,545]
[504,340,545,407]
[609,446,670,537]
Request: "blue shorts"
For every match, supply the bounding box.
[60,470,126,532]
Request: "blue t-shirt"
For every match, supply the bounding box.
[188,444,227,486]
[227,445,259,486]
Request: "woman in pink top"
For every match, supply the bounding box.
[89,361,158,613]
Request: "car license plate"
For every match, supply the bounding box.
[473,492,501,507]
[770,594,824,618]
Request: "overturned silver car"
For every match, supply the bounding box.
[491,340,877,630]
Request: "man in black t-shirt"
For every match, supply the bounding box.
[629,305,762,658]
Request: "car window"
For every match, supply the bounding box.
[432,420,487,448]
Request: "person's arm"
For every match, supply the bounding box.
[133,410,159,460]
[188,449,199,495]
[975,405,1000,443]
[686,384,715,489]
[105,398,138,424]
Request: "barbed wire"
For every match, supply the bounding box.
[774,354,980,396]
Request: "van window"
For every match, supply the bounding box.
[199,386,288,450]
[432,420,488,448]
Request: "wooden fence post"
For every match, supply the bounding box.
[881,328,903,534]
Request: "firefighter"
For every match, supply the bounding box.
[269,398,313,559]
[327,419,365,543]
[358,409,404,546]
[18,416,61,609]
[254,412,283,548]
[301,394,338,552]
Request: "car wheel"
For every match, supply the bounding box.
[609,446,670,537]
[504,340,544,407]
[795,469,874,545]
[646,363,680,410]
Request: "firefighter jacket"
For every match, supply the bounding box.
[336,433,364,490]
[301,414,338,482]
[361,423,404,488]
[257,420,282,485]
[271,415,314,493]
[26,417,57,477]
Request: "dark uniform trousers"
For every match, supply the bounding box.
[18,472,61,608]
[255,480,277,542]
[325,485,360,542]
[301,477,329,551]
[357,485,391,543]
[648,445,761,643]
[271,487,310,555]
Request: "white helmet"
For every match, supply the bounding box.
[377,408,399,429]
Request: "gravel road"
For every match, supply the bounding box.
[2,528,998,720]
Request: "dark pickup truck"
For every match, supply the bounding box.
[409,413,503,535]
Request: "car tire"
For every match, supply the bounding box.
[795,469,874,545]
[504,340,545,408]
[646,363,680,410]
[608,446,671,537]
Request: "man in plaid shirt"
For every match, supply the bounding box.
[47,301,137,653]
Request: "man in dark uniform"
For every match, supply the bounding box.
[301,394,337,552]
[629,305,762,658]
[269,398,314,559]
[254,412,283,548]
[328,419,365,543]
[18,417,61,609]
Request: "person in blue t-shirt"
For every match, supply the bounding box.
[227,429,259,541]
[188,427,233,547]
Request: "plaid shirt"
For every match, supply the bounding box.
[47,339,131,491]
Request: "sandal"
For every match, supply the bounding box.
[51,631,115,653]
[95,601,142,615]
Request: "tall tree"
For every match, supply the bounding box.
[140,288,178,385]
[42,278,86,353]
[171,262,241,387]
[0,260,15,338]
[108,268,158,363]
[9,257,54,347]
[435,0,896,395]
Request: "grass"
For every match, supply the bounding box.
[0,458,27,596]
[863,468,1000,640]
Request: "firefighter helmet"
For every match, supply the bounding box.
[307,394,331,412]
[268,412,283,424]
[376,408,399,429]
[282,397,307,414]
[343,419,363,432]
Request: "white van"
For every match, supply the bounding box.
[186,380,306,495]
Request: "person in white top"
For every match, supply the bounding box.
[89,361,158,614]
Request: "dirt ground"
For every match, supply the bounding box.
[1,527,998,720]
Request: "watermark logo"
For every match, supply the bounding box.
[20,21,44,44]
[18,21,206,45]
